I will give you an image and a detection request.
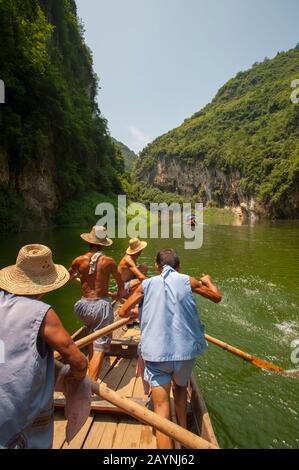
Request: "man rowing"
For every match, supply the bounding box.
[69,226,124,381]
[118,248,222,449]
[0,244,87,449]
[118,238,148,297]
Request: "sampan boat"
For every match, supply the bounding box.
[53,317,219,449]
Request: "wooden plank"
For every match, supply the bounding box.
[139,424,157,449]
[98,356,118,383]
[114,418,143,449]
[96,416,118,449]
[112,419,128,448]
[133,369,156,449]
[83,415,108,449]
[102,358,131,390]
[189,375,219,447]
[62,415,94,449]
[55,397,147,412]
[123,419,143,449]
[52,411,67,449]
[133,375,147,399]
[116,358,137,397]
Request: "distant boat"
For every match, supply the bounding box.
[185,214,197,226]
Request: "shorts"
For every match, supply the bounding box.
[124,281,131,297]
[74,297,113,352]
[144,359,196,388]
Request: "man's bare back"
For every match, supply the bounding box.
[69,250,124,299]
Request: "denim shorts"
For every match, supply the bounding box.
[144,359,195,388]
[74,297,113,352]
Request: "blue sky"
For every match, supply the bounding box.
[76,0,298,153]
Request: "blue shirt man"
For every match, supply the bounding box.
[119,248,222,449]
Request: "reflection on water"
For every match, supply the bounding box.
[0,219,298,448]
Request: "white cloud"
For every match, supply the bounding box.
[128,126,151,154]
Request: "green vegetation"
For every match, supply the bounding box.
[55,191,119,227]
[112,138,137,172]
[121,179,189,206]
[136,48,299,218]
[0,0,124,231]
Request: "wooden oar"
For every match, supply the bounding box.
[65,321,298,379]
[205,333,299,378]
[54,316,132,360]
[55,359,217,449]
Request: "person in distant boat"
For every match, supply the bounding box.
[118,248,222,449]
[118,238,148,297]
[185,214,197,226]
[0,244,88,449]
[69,226,124,381]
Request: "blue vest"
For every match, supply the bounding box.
[140,265,207,362]
[0,291,54,448]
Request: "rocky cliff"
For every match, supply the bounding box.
[136,47,299,220]
[0,0,123,230]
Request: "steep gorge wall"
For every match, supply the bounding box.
[0,0,123,230]
[138,154,262,221]
[136,48,299,220]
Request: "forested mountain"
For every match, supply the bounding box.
[0,0,124,230]
[112,138,137,172]
[136,47,299,219]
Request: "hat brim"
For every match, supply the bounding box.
[80,233,113,246]
[0,264,70,296]
[126,241,147,255]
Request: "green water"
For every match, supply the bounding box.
[0,220,298,448]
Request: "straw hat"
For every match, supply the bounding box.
[0,244,70,295]
[80,226,112,247]
[126,238,147,255]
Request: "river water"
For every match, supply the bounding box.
[0,219,298,448]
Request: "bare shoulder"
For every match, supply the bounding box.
[44,308,60,324]
[40,308,62,337]
[124,254,135,266]
[102,255,117,266]
[73,253,90,265]
[118,255,126,266]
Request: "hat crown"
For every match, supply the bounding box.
[16,244,55,276]
[93,225,108,240]
[129,238,142,250]
[80,226,112,246]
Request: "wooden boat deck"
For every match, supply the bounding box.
[53,324,219,449]
[54,327,158,449]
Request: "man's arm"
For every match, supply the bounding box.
[40,309,88,380]
[110,261,125,300]
[68,257,81,282]
[126,258,147,281]
[190,275,222,303]
[118,284,144,318]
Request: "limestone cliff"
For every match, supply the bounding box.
[0,0,123,230]
[136,47,299,220]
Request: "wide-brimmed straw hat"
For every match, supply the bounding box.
[80,225,113,246]
[0,244,70,295]
[126,238,147,255]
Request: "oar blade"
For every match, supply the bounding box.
[282,369,299,379]
[250,356,284,374]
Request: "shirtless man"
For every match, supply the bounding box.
[69,226,124,381]
[118,238,148,297]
